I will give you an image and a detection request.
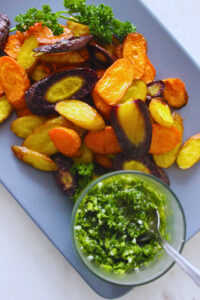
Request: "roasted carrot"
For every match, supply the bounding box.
[95,58,135,105]
[163,78,188,108]
[17,23,73,45]
[0,81,4,96]
[141,57,156,84]
[16,107,33,117]
[0,56,30,109]
[149,124,182,154]
[95,153,113,168]
[4,34,22,59]
[16,30,31,43]
[49,127,81,157]
[67,20,90,37]
[96,69,106,80]
[30,63,51,82]
[123,33,147,79]
[92,88,111,120]
[84,126,122,154]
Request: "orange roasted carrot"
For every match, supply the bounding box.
[16,30,31,43]
[95,58,135,105]
[17,23,73,45]
[163,78,188,108]
[0,81,4,96]
[123,33,147,79]
[84,126,122,154]
[141,56,156,84]
[95,153,113,169]
[149,124,182,154]
[4,34,22,59]
[49,127,81,157]
[92,88,111,120]
[16,107,33,117]
[96,69,106,80]
[0,56,30,109]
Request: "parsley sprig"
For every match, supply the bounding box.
[70,162,94,202]
[10,0,136,44]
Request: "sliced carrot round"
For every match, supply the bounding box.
[149,124,182,154]
[0,56,30,109]
[4,34,22,59]
[95,153,113,168]
[141,56,156,84]
[17,23,73,45]
[49,127,81,157]
[84,126,121,154]
[92,88,111,120]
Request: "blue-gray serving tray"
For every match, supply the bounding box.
[0,0,200,298]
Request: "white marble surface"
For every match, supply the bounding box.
[1,0,200,299]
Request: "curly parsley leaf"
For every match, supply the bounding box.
[112,19,136,42]
[11,0,136,44]
[14,5,64,36]
[64,0,136,44]
[70,162,94,202]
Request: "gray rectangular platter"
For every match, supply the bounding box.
[0,0,200,298]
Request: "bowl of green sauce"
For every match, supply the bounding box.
[71,171,186,286]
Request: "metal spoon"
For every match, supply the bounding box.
[138,209,200,287]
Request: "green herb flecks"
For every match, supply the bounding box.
[74,175,166,274]
[70,162,94,202]
[10,5,64,35]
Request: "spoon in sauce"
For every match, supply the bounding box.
[138,209,200,287]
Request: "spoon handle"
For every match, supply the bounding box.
[162,240,200,287]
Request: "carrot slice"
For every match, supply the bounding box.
[0,81,4,96]
[92,88,111,120]
[4,34,22,59]
[67,20,90,37]
[30,63,51,82]
[95,153,113,168]
[177,133,200,169]
[0,56,30,109]
[123,33,147,79]
[163,78,188,108]
[17,23,73,45]
[96,69,106,80]
[149,124,182,154]
[141,57,156,84]
[95,58,135,105]
[16,107,33,117]
[49,127,81,157]
[84,126,122,154]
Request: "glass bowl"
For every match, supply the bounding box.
[71,171,186,286]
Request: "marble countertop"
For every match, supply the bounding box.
[1,1,200,299]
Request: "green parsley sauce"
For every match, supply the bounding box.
[74,174,167,275]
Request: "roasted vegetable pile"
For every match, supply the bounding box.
[0,3,200,201]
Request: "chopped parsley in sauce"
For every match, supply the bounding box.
[74,174,166,274]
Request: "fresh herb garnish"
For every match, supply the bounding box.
[10,0,136,44]
[10,5,64,36]
[70,162,94,201]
